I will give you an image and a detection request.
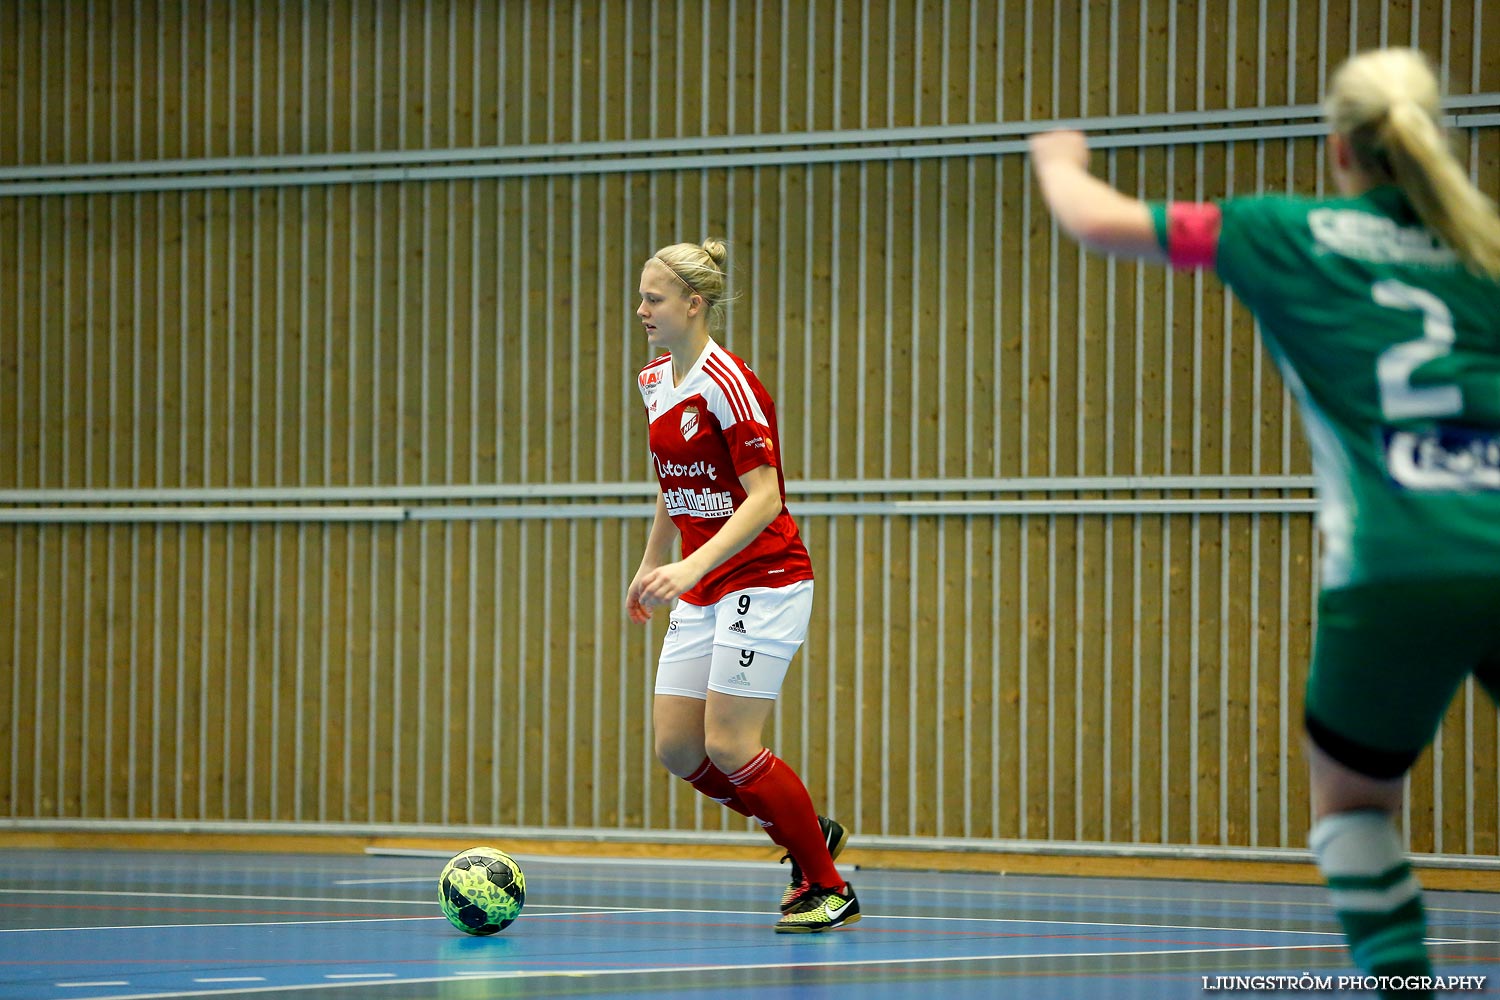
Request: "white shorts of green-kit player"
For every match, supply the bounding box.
[653,580,814,701]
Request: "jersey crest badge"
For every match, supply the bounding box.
[680,405,701,440]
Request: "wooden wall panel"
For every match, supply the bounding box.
[1,1,1497,857]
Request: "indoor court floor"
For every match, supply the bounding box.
[1,847,1496,999]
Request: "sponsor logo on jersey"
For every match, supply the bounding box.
[639,368,664,390]
[1385,425,1500,490]
[740,434,774,461]
[1309,209,1458,267]
[663,485,735,519]
[681,405,701,439]
[653,453,719,481]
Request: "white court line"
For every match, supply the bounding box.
[0,888,437,906]
[855,914,1489,945]
[521,907,670,917]
[368,849,784,872]
[859,881,1500,917]
[6,892,1494,944]
[57,983,130,989]
[557,905,1494,945]
[864,914,1493,945]
[0,905,642,934]
[191,979,266,984]
[530,907,681,916]
[510,855,792,871]
[324,973,396,979]
[3,916,441,934]
[364,866,1500,918]
[50,943,1353,1000]
[579,904,1356,939]
[864,911,1348,937]
[14,894,1489,944]
[336,858,793,884]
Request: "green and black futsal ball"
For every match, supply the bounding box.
[439,847,526,935]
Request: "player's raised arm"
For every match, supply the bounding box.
[1028,130,1169,264]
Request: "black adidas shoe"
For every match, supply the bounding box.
[779,815,850,913]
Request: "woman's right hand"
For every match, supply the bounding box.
[625,563,655,623]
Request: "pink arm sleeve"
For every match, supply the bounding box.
[1167,202,1223,270]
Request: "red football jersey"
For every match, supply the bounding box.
[637,339,814,605]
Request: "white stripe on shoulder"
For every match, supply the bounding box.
[696,367,739,427]
[702,359,752,425]
[703,351,768,425]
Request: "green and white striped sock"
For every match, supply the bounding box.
[1310,810,1433,996]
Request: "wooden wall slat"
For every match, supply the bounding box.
[3,0,1483,161]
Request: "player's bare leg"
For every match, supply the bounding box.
[654,693,710,779]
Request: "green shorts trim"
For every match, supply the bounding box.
[1306,577,1500,771]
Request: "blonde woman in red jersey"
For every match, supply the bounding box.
[625,239,858,933]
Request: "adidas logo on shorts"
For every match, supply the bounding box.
[726,671,752,686]
[729,620,747,634]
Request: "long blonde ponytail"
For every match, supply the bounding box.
[1325,48,1500,280]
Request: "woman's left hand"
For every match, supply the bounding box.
[637,559,705,609]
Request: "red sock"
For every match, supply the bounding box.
[684,758,755,818]
[726,748,843,890]
[685,758,794,852]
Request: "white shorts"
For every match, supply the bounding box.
[653,580,814,701]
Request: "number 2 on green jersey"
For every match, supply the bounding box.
[1374,279,1462,421]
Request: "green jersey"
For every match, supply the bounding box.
[1151,188,1500,587]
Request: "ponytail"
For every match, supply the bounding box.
[1382,99,1500,279]
[1326,48,1500,280]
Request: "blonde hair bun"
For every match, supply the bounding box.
[700,238,729,273]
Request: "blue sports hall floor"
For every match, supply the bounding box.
[1,847,1496,999]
